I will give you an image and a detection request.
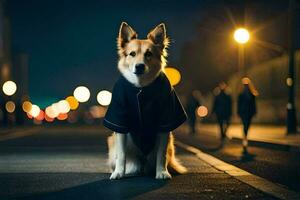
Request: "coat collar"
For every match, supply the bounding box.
[119,72,172,96]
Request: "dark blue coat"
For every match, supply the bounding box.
[103,72,187,154]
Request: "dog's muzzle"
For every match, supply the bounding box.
[134,64,146,75]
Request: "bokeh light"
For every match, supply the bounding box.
[197,106,208,117]
[36,110,45,121]
[234,28,250,44]
[66,96,79,110]
[57,113,68,120]
[29,105,40,118]
[164,67,181,86]
[97,90,112,106]
[45,114,54,122]
[286,78,293,86]
[5,101,16,113]
[27,112,33,119]
[45,105,59,118]
[73,86,90,103]
[90,105,107,118]
[22,101,32,113]
[2,81,17,96]
[58,100,70,113]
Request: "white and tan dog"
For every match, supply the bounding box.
[106,22,187,180]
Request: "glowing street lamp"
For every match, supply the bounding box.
[233,28,250,76]
[2,80,17,96]
[234,28,250,44]
[233,28,251,154]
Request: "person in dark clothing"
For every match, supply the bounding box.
[186,90,202,134]
[237,77,258,154]
[212,82,232,140]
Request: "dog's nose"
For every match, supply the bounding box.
[134,64,146,75]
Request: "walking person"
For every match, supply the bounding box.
[212,82,232,141]
[186,90,202,134]
[237,78,258,155]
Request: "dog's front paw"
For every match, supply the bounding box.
[156,170,172,179]
[110,170,125,180]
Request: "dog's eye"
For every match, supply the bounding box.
[129,51,136,57]
[145,51,153,58]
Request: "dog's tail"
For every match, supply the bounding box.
[168,134,188,174]
[169,156,188,174]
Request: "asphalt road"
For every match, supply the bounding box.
[0,125,277,200]
[176,128,300,192]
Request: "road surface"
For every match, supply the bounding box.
[0,125,288,199]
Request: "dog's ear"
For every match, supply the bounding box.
[118,22,137,48]
[147,23,167,47]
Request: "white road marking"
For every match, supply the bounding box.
[176,140,300,200]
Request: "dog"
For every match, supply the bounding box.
[103,22,187,180]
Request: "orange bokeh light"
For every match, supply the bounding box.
[197,106,208,117]
[66,96,79,110]
[57,113,68,120]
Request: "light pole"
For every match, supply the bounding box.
[287,0,297,134]
[233,28,250,154]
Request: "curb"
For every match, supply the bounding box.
[230,137,300,152]
[176,140,300,200]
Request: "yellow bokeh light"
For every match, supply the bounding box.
[2,80,17,96]
[73,86,90,103]
[97,90,112,106]
[22,101,32,113]
[5,101,16,113]
[286,78,293,86]
[29,105,40,118]
[197,106,208,117]
[66,96,79,110]
[234,28,250,44]
[164,67,181,86]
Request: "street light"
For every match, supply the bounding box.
[233,28,250,154]
[234,28,250,44]
[233,28,250,75]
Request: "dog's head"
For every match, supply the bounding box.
[117,22,169,87]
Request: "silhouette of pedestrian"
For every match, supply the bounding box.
[186,90,202,134]
[212,82,232,141]
[237,78,258,155]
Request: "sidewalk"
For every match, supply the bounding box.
[196,124,300,150]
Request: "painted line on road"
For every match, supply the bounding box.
[176,140,300,200]
[0,127,43,142]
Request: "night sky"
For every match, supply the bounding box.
[7,0,205,107]
[6,0,297,107]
